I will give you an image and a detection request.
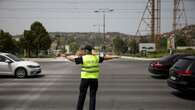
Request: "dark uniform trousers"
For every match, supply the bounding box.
[76,79,98,110]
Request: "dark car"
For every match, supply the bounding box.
[148,54,192,78]
[167,56,195,92]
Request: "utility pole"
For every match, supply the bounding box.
[103,13,106,42]
[151,0,155,43]
[156,0,161,47]
[173,0,188,31]
[94,8,114,51]
[171,0,187,54]
[173,0,177,31]
[136,0,161,48]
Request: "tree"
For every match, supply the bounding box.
[65,36,80,53]
[66,37,75,44]
[69,42,79,53]
[128,39,139,54]
[55,34,61,50]
[159,37,167,49]
[139,36,149,43]
[30,21,51,56]
[113,37,128,55]
[192,29,195,39]
[20,30,36,57]
[19,21,51,57]
[0,30,18,54]
[175,31,188,47]
[40,34,51,53]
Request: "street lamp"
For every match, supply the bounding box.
[94,8,114,51]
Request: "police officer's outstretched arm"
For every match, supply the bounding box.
[65,49,84,62]
[65,55,78,62]
[103,55,120,61]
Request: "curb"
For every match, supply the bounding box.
[121,56,159,61]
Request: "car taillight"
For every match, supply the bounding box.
[154,62,163,68]
[176,70,192,76]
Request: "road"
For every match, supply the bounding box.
[0,59,195,110]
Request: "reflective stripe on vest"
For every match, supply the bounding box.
[81,55,100,79]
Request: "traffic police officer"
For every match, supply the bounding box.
[66,45,118,110]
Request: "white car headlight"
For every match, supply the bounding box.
[27,65,40,68]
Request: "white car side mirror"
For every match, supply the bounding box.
[5,59,12,63]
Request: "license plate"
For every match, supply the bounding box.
[170,76,176,80]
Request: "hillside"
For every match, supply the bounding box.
[12,24,195,47]
[49,32,135,47]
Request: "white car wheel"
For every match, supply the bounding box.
[15,68,27,78]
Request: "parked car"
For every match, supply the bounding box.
[148,54,192,78]
[0,52,41,78]
[167,56,195,92]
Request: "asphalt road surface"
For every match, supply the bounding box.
[0,59,195,110]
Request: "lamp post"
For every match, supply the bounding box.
[94,8,114,51]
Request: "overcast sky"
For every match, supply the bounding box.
[0,0,195,35]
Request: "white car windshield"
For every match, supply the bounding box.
[6,54,23,62]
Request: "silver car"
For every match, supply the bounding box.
[0,52,41,78]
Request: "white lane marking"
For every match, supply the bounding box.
[1,78,58,110]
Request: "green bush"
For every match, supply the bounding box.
[145,50,169,58]
[175,48,195,55]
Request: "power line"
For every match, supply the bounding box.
[1,0,148,4]
[0,16,194,20]
[0,8,145,10]
[0,8,145,13]
[1,0,194,4]
[1,7,195,12]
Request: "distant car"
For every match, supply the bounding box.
[167,56,195,92]
[0,52,41,78]
[148,54,192,78]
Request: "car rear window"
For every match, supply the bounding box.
[192,63,195,73]
[160,55,176,61]
[172,59,192,70]
[159,55,178,64]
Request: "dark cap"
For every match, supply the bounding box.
[84,45,93,52]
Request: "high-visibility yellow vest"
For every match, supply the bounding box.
[81,55,100,79]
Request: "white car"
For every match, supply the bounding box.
[0,52,41,78]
